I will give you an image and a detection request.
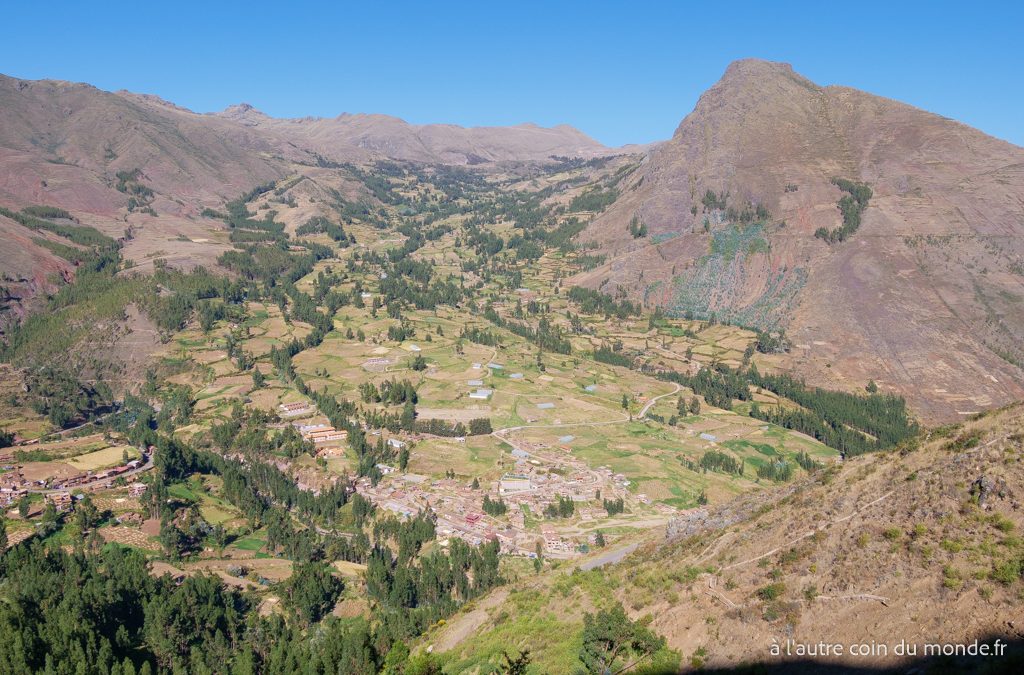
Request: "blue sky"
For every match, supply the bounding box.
[3,1,1022,147]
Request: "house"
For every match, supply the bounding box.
[47,493,73,512]
[387,438,406,449]
[307,427,347,443]
[469,388,493,400]
[128,482,148,497]
[278,401,313,417]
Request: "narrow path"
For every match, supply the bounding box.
[578,542,639,571]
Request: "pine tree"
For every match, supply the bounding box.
[689,397,701,415]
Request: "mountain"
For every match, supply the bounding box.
[574,59,1024,423]
[0,75,305,215]
[213,104,613,165]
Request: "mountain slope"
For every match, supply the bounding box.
[575,59,1024,423]
[0,74,305,215]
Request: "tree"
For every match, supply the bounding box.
[252,368,266,389]
[400,400,417,431]
[0,514,7,551]
[688,397,701,415]
[75,495,100,532]
[468,418,492,435]
[159,519,186,559]
[866,379,878,394]
[579,603,665,674]
[142,476,169,519]
[282,561,344,625]
[210,524,228,555]
[398,445,410,471]
[501,650,531,675]
[40,501,60,536]
[621,394,629,411]
[594,530,606,548]
[18,494,31,519]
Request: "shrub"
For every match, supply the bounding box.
[756,583,785,602]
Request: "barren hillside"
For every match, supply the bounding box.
[574,59,1024,423]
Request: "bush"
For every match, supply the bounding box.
[756,583,785,602]
[991,559,1022,585]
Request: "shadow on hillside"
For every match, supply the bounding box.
[649,636,1024,674]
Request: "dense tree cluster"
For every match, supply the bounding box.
[602,497,625,515]
[567,286,641,319]
[756,459,794,482]
[815,178,872,243]
[21,365,113,427]
[483,308,571,355]
[544,495,575,518]
[482,494,508,516]
[699,450,744,475]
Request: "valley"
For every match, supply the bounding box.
[0,55,1021,674]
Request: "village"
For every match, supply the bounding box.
[0,438,152,511]
[353,431,676,559]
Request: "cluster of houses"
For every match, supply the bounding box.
[0,450,148,506]
[47,457,144,492]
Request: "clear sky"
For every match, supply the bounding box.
[3,1,1021,147]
